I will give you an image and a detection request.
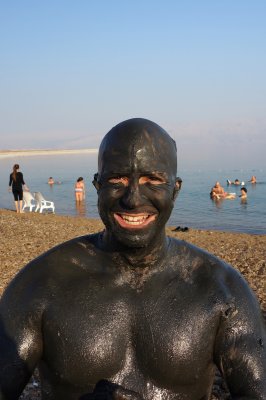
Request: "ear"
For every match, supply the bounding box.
[173,177,182,200]
[92,173,100,191]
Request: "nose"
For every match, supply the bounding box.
[121,181,144,209]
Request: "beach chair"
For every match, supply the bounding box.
[22,191,36,212]
[34,192,55,213]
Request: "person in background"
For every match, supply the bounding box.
[249,175,257,184]
[210,181,227,200]
[75,176,85,202]
[227,179,245,186]
[48,177,55,185]
[48,177,62,185]
[8,164,29,213]
[240,187,248,199]
[210,182,236,200]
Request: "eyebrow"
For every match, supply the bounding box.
[104,170,167,176]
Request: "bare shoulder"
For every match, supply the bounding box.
[168,237,265,343]
[37,232,101,263]
[1,233,102,305]
[168,236,258,302]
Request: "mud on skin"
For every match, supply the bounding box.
[0,118,265,400]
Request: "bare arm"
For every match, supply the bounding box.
[214,269,266,399]
[0,271,43,399]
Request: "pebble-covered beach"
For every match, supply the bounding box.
[0,209,265,399]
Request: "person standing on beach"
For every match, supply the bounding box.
[74,176,85,202]
[8,164,29,213]
[0,119,265,399]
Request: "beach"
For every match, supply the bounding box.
[0,209,265,399]
[0,148,98,159]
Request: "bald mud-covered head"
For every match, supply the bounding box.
[98,118,177,179]
[94,118,181,249]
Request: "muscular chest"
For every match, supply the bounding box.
[42,275,220,388]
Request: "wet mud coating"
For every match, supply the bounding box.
[0,118,266,400]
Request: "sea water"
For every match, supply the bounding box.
[0,154,265,234]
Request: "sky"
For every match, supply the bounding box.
[0,0,266,169]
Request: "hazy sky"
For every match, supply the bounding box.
[1,0,265,169]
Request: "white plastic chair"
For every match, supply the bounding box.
[22,191,36,212]
[34,192,55,213]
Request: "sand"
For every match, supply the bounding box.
[0,209,265,399]
[0,149,98,159]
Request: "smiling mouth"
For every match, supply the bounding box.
[114,213,157,229]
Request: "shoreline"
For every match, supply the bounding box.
[0,148,98,158]
[0,208,265,315]
[2,206,265,236]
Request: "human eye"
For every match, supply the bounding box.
[139,174,166,185]
[108,176,129,186]
[149,176,165,184]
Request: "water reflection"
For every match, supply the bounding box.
[211,197,225,209]
[75,200,86,217]
[240,198,248,208]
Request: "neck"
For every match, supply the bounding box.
[99,229,169,269]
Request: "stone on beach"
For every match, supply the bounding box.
[0,209,265,400]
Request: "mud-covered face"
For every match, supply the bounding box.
[95,119,180,248]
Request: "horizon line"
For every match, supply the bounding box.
[0,148,99,159]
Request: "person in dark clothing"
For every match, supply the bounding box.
[8,164,29,213]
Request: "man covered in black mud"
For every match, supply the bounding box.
[0,118,265,399]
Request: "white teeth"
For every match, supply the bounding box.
[120,214,149,225]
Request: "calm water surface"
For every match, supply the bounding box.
[0,154,265,234]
